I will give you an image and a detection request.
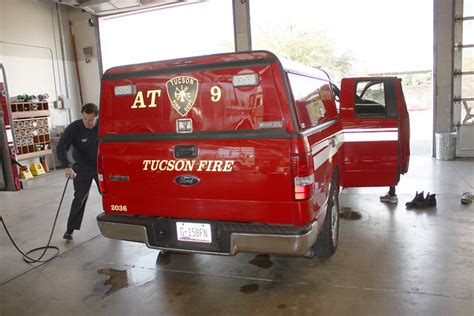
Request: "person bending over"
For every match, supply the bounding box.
[57,103,99,240]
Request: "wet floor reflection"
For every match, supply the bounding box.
[248,254,273,269]
[340,207,365,221]
[156,251,171,266]
[97,268,129,297]
[240,283,259,294]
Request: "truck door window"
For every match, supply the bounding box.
[288,73,337,129]
[354,80,398,118]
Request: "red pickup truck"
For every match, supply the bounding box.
[96,51,409,259]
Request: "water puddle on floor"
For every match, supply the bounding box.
[340,207,363,220]
[97,268,130,297]
[248,254,273,269]
[240,283,259,294]
[156,251,171,266]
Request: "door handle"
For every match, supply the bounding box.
[174,145,198,158]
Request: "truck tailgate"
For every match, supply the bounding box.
[100,137,293,224]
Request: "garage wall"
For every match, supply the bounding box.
[69,9,101,108]
[434,0,454,134]
[0,0,99,121]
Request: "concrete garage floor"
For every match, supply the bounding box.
[1,155,473,315]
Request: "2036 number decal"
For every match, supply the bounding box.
[111,205,128,212]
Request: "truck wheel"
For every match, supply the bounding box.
[314,172,340,259]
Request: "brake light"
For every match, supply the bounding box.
[291,137,315,201]
[232,73,259,87]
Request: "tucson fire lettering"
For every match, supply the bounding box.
[142,159,235,172]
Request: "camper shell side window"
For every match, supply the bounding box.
[287,73,338,129]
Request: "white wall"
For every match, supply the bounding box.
[0,0,100,121]
[1,0,68,106]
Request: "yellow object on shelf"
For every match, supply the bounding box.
[20,167,33,179]
[30,163,46,176]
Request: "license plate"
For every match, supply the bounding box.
[176,222,212,243]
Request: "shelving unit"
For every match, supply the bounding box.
[10,101,54,160]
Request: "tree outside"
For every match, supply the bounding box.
[253,25,353,82]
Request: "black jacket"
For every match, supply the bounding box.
[57,119,99,169]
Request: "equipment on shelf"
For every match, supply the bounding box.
[16,93,49,102]
[9,99,53,159]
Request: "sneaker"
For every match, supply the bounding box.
[415,192,437,208]
[63,230,73,240]
[406,191,424,208]
[461,192,473,205]
[380,193,398,204]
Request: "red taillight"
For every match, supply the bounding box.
[98,173,106,194]
[293,165,315,200]
[291,137,315,201]
[97,153,106,194]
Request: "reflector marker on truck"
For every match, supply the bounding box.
[114,84,136,96]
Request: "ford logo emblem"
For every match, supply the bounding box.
[175,175,200,186]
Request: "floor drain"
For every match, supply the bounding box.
[340,207,362,220]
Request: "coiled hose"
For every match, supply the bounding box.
[1,177,70,264]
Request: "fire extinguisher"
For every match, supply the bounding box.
[40,156,49,172]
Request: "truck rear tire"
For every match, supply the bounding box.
[314,171,340,259]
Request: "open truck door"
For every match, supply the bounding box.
[339,77,410,187]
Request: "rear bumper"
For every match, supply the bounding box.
[96,213,319,256]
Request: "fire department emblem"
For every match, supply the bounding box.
[166,76,199,117]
